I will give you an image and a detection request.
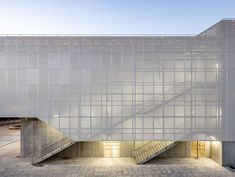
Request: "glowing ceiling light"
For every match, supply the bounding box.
[53,114,59,118]
[209,136,217,140]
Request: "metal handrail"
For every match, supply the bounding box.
[134,141,172,157]
[134,130,219,157]
[39,137,69,152]
[134,141,152,151]
[32,137,73,162]
[134,141,154,156]
[90,86,181,134]
[31,83,217,162]
[134,129,219,157]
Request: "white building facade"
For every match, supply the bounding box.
[0,19,235,142]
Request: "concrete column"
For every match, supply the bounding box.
[21,118,65,158]
[21,118,37,157]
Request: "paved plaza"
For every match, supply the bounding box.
[0,128,234,177]
[0,132,20,147]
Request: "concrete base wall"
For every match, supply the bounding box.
[159,142,191,158]
[55,141,133,157]
[55,141,191,158]
[54,140,235,166]
[21,119,230,163]
[21,118,65,157]
[209,141,235,166]
[222,142,235,166]
[205,141,210,158]
[210,141,222,165]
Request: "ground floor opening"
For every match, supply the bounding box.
[17,118,235,167]
[0,118,235,176]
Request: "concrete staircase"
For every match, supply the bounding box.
[135,141,176,164]
[32,137,76,164]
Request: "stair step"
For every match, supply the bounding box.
[140,154,144,161]
[156,143,163,150]
[159,142,165,149]
[33,141,76,164]
[143,151,148,158]
[146,150,151,157]
[136,155,140,162]
[165,141,171,146]
[151,148,156,155]
[153,144,158,150]
[148,149,153,156]
[150,148,155,155]
[135,141,177,164]
[157,144,162,151]
[164,142,170,147]
[160,143,166,149]
[148,148,153,156]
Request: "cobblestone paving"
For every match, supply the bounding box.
[0,144,234,177]
[0,136,234,177]
[1,158,235,177]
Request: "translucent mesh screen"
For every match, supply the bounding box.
[0,20,234,141]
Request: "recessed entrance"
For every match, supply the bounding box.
[191,141,206,158]
[104,141,120,157]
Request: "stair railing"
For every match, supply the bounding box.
[32,137,72,164]
[88,84,195,140]
[133,141,152,156]
[133,141,160,156]
[85,83,216,140]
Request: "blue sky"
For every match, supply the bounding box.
[0,0,234,34]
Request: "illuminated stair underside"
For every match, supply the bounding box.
[32,137,76,164]
[135,141,176,164]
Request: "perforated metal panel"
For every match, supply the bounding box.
[0,20,235,141]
